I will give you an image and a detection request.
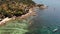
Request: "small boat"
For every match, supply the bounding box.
[53,28,58,32]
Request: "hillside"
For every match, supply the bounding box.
[0,0,35,19]
[0,0,35,34]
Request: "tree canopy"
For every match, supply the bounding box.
[0,0,35,18]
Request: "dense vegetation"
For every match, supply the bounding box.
[0,0,35,19]
[0,0,35,34]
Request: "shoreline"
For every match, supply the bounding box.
[0,7,36,25]
[0,4,47,25]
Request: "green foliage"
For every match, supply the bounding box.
[0,0,35,34]
[0,0,35,18]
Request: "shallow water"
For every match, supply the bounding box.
[30,0,60,34]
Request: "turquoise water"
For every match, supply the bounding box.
[30,0,60,34]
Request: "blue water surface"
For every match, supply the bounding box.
[31,0,60,34]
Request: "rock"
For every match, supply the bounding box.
[37,4,48,9]
[0,17,12,25]
[0,19,2,21]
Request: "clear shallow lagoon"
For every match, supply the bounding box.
[30,0,60,34]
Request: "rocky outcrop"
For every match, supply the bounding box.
[36,4,48,9]
[0,17,12,25]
